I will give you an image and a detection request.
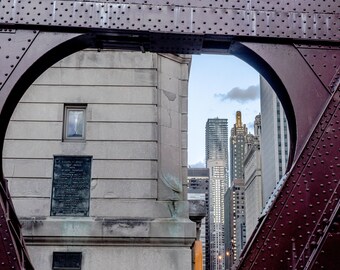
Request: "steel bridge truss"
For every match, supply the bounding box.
[0,0,339,269]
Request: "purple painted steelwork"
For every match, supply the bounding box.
[0,177,32,270]
[296,45,340,93]
[232,43,335,164]
[0,0,339,269]
[237,89,339,270]
[0,1,338,42]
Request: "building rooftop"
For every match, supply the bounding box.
[188,168,209,177]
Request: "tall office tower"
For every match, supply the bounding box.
[205,118,228,270]
[225,180,245,269]
[260,76,290,206]
[188,168,210,270]
[224,188,232,269]
[227,111,248,264]
[233,179,246,258]
[244,114,262,240]
[230,111,248,183]
[205,118,229,168]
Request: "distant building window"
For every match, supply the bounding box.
[63,105,86,140]
[52,252,82,270]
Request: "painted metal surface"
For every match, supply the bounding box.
[0,177,33,269]
[0,1,338,42]
[237,89,339,270]
[0,0,339,269]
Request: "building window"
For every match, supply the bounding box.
[63,105,87,141]
[52,252,82,270]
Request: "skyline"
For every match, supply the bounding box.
[188,54,261,166]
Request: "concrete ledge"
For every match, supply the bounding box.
[27,245,192,270]
[21,217,196,247]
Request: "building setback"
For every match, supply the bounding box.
[205,118,228,270]
[3,50,195,270]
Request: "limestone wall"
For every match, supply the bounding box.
[2,50,195,270]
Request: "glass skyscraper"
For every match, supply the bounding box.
[205,118,228,270]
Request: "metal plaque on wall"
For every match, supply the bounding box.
[51,156,92,216]
[52,252,82,270]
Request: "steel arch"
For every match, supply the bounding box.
[0,1,339,269]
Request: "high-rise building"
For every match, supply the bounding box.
[205,118,228,270]
[244,114,262,240]
[260,76,290,206]
[224,188,232,269]
[233,179,246,257]
[205,118,229,168]
[226,111,248,265]
[230,111,248,183]
[225,179,246,268]
[188,168,210,270]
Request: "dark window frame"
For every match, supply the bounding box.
[63,104,87,141]
[52,252,82,270]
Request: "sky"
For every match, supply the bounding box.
[188,54,261,167]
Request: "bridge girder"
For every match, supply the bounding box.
[0,1,339,269]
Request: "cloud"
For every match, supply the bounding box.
[215,85,260,103]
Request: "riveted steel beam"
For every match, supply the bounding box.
[0,1,339,269]
[231,43,337,167]
[0,30,85,270]
[308,210,340,270]
[0,0,339,43]
[237,89,339,269]
[295,44,340,93]
[0,175,33,269]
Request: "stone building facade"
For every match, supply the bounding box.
[226,111,248,266]
[244,114,262,240]
[3,50,195,269]
[260,76,290,206]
